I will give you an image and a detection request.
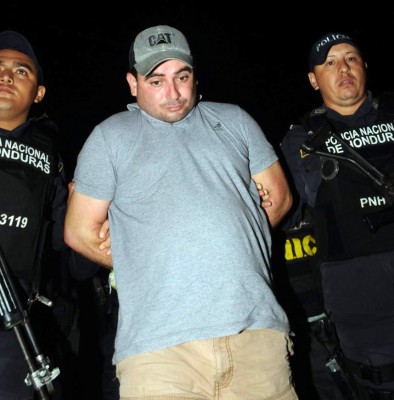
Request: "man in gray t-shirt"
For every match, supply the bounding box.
[65,25,297,399]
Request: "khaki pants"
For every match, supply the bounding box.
[116,329,298,399]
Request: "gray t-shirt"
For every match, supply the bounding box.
[74,101,289,363]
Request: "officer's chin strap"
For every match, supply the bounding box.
[0,245,60,399]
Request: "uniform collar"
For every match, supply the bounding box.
[0,119,32,137]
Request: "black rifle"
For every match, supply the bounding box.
[301,120,394,232]
[0,246,60,399]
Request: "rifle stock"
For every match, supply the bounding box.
[0,246,60,399]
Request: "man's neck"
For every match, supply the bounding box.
[0,115,28,132]
[324,94,368,116]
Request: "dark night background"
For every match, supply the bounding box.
[4,4,394,179]
[3,4,394,399]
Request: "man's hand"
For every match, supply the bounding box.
[99,219,111,255]
[256,183,272,209]
[67,181,75,204]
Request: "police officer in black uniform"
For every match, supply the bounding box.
[0,31,68,399]
[68,250,119,400]
[281,32,394,399]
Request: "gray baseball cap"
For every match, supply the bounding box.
[0,30,43,83]
[129,25,194,76]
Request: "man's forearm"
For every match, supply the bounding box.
[64,220,112,268]
[75,240,112,269]
[267,191,293,228]
[64,191,112,268]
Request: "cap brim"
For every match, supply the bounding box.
[135,51,193,76]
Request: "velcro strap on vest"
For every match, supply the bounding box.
[345,358,394,385]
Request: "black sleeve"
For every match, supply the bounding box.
[50,155,68,252]
[280,125,312,230]
[69,250,101,281]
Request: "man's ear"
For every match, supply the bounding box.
[34,85,46,103]
[126,72,138,97]
[308,72,319,91]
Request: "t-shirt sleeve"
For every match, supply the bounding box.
[73,125,115,201]
[241,109,278,175]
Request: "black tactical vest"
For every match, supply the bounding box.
[0,117,59,280]
[304,95,394,261]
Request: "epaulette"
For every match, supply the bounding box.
[374,92,394,116]
[31,113,60,138]
[301,107,327,134]
[310,107,326,116]
[30,114,63,176]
